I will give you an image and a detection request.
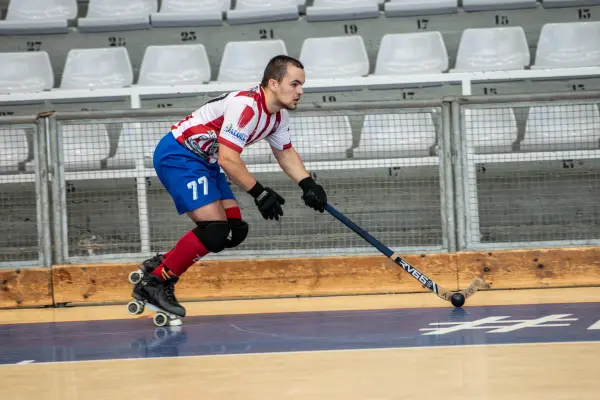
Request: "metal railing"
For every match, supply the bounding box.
[1,91,600,268]
[454,91,600,250]
[0,114,51,268]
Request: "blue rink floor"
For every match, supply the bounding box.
[1,302,600,365]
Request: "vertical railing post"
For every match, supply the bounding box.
[34,113,52,267]
[440,101,456,253]
[451,101,467,251]
[48,114,67,264]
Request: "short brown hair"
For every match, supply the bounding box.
[260,55,304,88]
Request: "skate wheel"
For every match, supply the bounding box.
[169,318,183,327]
[153,312,169,327]
[127,301,144,315]
[129,270,142,284]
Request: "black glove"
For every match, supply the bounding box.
[248,181,285,221]
[299,176,327,213]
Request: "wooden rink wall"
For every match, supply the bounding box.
[2,247,600,308]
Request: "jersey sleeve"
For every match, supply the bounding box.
[265,110,292,151]
[218,98,258,153]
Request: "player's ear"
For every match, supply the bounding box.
[269,78,278,92]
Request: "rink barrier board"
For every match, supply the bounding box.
[1,247,600,307]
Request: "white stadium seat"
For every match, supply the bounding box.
[59,48,132,170]
[464,108,518,153]
[300,36,369,79]
[0,52,54,94]
[462,0,536,11]
[60,48,133,89]
[234,0,299,8]
[0,0,77,34]
[60,124,112,170]
[241,140,274,164]
[521,105,600,151]
[217,40,287,83]
[355,113,437,159]
[78,0,157,32]
[306,0,380,22]
[312,0,380,3]
[289,116,353,161]
[151,0,227,27]
[385,0,458,17]
[0,128,29,173]
[158,0,231,12]
[4,0,77,20]
[84,0,157,18]
[542,0,600,7]
[138,45,211,86]
[227,0,299,25]
[106,125,144,169]
[533,22,600,69]
[375,32,448,75]
[107,121,172,169]
[452,27,530,72]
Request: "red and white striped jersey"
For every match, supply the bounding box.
[170,85,292,163]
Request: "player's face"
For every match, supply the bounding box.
[274,65,305,110]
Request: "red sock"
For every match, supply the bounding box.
[226,207,242,221]
[152,230,209,279]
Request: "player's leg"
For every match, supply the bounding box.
[134,133,181,281]
[149,173,248,281]
[133,134,226,318]
[218,173,249,250]
[148,169,233,280]
[134,199,228,317]
[151,200,228,281]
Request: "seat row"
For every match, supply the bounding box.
[1,22,599,94]
[2,105,599,173]
[0,114,432,173]
[0,0,594,33]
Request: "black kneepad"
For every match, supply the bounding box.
[226,220,249,249]
[193,221,230,253]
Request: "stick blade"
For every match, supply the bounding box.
[461,277,487,299]
[437,277,487,302]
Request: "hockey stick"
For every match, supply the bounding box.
[325,204,485,306]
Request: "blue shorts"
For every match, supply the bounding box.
[153,133,236,214]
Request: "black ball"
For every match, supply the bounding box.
[450,293,465,308]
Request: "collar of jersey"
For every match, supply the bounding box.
[258,86,272,116]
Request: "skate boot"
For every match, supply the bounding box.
[128,274,186,327]
[129,253,164,284]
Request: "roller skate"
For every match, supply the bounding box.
[127,274,186,327]
[129,253,164,284]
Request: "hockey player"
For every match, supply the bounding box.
[132,55,328,320]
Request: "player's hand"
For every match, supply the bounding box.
[248,182,285,221]
[299,177,327,213]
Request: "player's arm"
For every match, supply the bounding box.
[271,145,310,184]
[218,102,285,221]
[217,100,260,190]
[217,145,257,190]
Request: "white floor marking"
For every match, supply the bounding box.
[587,320,600,330]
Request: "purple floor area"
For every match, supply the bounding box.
[1,302,599,365]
